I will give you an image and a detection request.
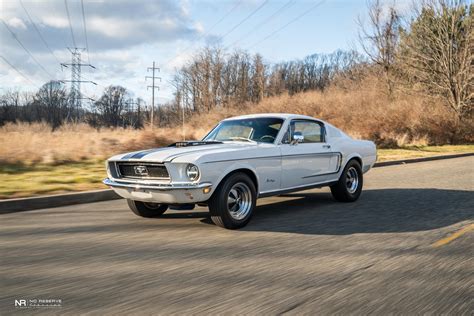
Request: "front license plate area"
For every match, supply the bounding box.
[130,190,153,200]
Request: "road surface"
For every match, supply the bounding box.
[1,157,473,314]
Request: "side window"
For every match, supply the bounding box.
[290,120,324,143]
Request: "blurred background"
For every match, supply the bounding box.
[0,0,472,199]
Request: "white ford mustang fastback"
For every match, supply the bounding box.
[104,113,377,229]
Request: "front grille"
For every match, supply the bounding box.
[115,162,169,179]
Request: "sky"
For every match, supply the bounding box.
[0,0,412,106]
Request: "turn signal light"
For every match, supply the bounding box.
[203,187,211,194]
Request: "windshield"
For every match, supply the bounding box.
[203,117,284,144]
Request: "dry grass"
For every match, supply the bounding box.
[0,75,472,167]
[0,122,204,165]
[187,77,473,148]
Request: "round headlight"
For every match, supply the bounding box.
[186,164,200,181]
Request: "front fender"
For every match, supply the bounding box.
[211,162,260,193]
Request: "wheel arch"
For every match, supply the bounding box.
[347,155,362,167]
[339,154,363,175]
[212,167,259,197]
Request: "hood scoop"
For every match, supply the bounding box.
[170,140,223,148]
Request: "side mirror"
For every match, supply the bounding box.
[291,132,304,145]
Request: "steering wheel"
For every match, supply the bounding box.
[259,135,275,142]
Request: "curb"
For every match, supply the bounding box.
[0,189,120,214]
[1,152,472,214]
[373,152,473,168]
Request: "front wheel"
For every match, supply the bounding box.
[208,173,256,229]
[330,160,363,202]
[127,200,168,218]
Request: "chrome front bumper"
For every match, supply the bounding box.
[103,178,212,191]
[103,178,213,203]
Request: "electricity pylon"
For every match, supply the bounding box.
[61,47,96,120]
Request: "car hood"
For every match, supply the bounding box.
[109,142,261,163]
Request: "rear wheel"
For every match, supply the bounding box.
[330,159,363,202]
[208,173,256,229]
[127,200,168,218]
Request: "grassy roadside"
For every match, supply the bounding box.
[1,145,472,199]
[375,145,474,162]
[0,160,106,199]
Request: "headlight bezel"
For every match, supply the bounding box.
[185,164,200,181]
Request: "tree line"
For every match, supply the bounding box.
[0,0,472,130]
[0,83,147,129]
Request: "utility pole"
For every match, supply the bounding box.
[146,61,161,129]
[61,47,96,120]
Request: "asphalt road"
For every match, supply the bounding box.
[1,157,473,315]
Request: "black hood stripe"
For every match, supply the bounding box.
[122,142,247,161]
[164,146,235,161]
[122,148,168,160]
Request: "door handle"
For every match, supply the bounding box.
[323,144,331,149]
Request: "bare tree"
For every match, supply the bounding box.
[251,54,265,103]
[0,90,22,125]
[34,81,69,129]
[400,0,473,122]
[94,85,129,127]
[358,0,401,95]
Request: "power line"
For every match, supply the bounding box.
[1,19,54,78]
[0,55,40,89]
[228,0,296,49]
[81,74,105,88]
[164,0,242,66]
[164,0,269,80]
[64,0,77,48]
[247,0,326,49]
[219,0,270,40]
[19,0,61,65]
[80,0,90,63]
[207,0,243,35]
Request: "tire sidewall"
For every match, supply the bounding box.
[210,173,257,229]
[128,200,168,218]
[330,159,363,202]
[342,160,363,201]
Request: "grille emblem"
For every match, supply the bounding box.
[133,165,149,176]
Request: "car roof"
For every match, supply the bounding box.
[222,113,323,122]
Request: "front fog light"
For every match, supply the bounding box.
[186,164,200,181]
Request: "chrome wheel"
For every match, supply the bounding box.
[227,182,252,220]
[346,166,359,194]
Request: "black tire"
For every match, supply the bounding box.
[127,200,168,218]
[330,159,363,202]
[208,173,256,229]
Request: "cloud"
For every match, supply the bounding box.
[6,17,27,29]
[0,0,201,97]
[1,0,200,52]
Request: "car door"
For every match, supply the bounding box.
[280,119,337,189]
